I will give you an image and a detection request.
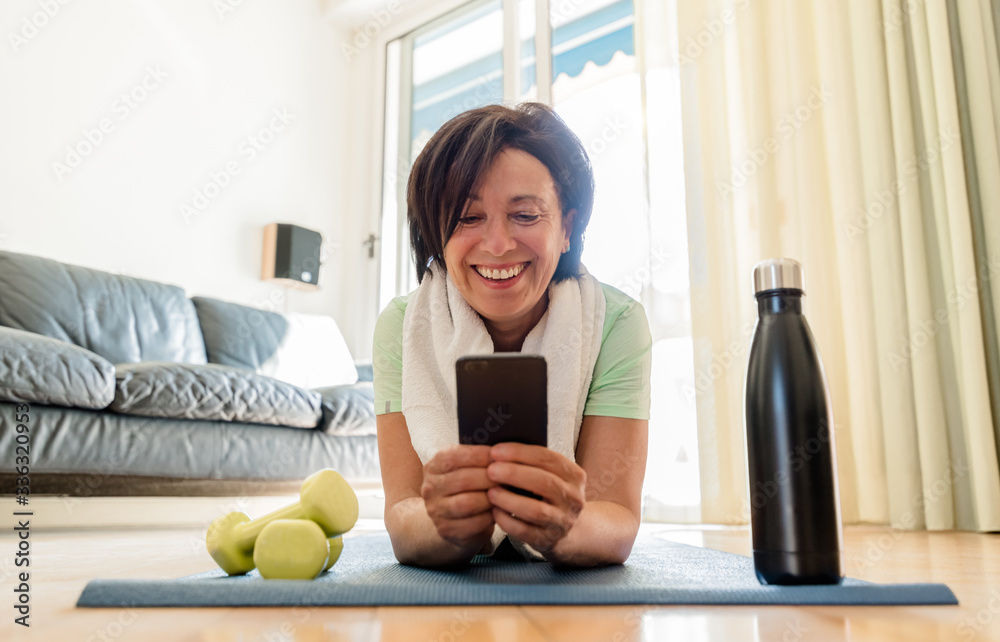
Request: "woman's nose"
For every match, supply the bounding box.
[480,216,517,256]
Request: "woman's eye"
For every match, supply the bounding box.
[458,215,483,225]
[513,212,540,223]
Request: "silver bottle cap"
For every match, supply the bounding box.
[753,258,804,294]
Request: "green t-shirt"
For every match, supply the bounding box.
[372,282,652,419]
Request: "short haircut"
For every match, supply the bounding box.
[406,102,595,283]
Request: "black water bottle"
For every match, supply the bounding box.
[745,258,843,585]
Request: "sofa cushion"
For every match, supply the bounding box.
[316,382,377,436]
[192,297,357,388]
[0,326,115,409]
[110,362,322,428]
[0,250,207,365]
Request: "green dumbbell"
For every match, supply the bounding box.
[206,469,358,575]
[254,519,330,580]
[325,535,344,571]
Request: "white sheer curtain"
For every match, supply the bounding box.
[637,0,1000,531]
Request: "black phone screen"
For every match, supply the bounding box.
[456,354,547,448]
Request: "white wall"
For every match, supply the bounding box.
[0,0,383,358]
[328,0,476,347]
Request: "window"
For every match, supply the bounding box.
[380,0,699,522]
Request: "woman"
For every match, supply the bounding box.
[373,102,651,567]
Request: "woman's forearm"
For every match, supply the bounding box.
[541,500,640,567]
[385,496,493,567]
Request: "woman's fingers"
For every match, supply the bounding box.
[422,444,496,499]
[486,461,582,512]
[489,443,587,488]
[433,511,496,547]
[427,490,494,520]
[422,465,494,499]
[424,445,493,475]
[420,444,498,550]
[419,443,591,553]
[487,483,579,524]
[488,487,575,553]
[485,445,588,552]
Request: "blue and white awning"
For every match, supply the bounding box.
[411,0,634,138]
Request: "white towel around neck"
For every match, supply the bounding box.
[401,261,606,466]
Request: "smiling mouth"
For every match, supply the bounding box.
[474,262,528,281]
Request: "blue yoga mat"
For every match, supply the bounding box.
[76,532,957,607]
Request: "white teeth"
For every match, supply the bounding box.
[476,264,524,281]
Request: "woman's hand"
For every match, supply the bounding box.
[421,445,497,554]
[486,442,587,555]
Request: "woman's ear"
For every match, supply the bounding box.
[563,208,577,246]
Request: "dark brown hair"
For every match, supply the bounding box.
[406,102,594,283]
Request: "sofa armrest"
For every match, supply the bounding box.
[354,361,374,382]
[317,382,376,436]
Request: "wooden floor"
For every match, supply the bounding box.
[3,522,999,641]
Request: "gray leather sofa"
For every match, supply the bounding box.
[0,250,380,496]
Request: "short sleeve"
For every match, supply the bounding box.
[372,296,408,415]
[582,285,652,419]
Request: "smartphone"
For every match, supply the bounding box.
[456,354,547,448]
[457,354,547,500]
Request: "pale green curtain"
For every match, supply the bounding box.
[638,0,1000,531]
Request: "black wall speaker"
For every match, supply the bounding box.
[262,223,323,290]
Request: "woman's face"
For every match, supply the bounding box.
[443,148,573,334]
